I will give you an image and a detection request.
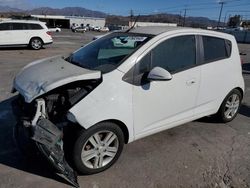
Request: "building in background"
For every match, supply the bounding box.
[129,21,177,27]
[31,15,105,28]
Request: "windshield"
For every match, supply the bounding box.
[66,32,152,73]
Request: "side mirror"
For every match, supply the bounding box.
[147,67,172,81]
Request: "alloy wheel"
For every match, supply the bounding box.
[224,93,240,119]
[81,131,119,169]
[31,39,42,49]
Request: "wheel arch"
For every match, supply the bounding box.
[98,119,129,144]
[234,87,244,98]
[29,36,44,44]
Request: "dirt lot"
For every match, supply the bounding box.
[0,30,250,188]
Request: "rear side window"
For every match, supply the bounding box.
[202,36,231,63]
[28,24,43,30]
[12,23,25,30]
[0,23,11,31]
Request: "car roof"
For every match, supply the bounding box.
[128,26,232,38]
[0,20,45,24]
[129,26,185,35]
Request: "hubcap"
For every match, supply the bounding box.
[224,94,240,119]
[81,131,119,169]
[32,39,42,49]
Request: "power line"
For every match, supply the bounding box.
[120,0,249,19]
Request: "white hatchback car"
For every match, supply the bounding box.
[12,26,244,187]
[0,20,53,50]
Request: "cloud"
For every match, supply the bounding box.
[0,0,32,10]
[0,0,20,3]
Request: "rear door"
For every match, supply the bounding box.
[195,35,233,115]
[11,23,28,45]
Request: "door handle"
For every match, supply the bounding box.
[186,79,196,86]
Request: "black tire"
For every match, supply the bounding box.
[29,37,43,50]
[216,89,242,123]
[73,122,124,175]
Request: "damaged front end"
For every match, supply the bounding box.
[12,79,101,188]
[13,97,79,187]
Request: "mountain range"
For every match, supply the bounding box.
[0,6,107,18]
[0,5,220,27]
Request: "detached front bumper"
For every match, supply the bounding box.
[12,97,79,188]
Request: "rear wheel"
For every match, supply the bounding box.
[30,38,43,50]
[216,89,242,122]
[73,122,124,174]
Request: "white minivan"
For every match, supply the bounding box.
[12,26,244,187]
[0,20,53,50]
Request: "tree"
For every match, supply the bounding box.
[228,15,241,27]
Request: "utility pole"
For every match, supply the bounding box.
[178,11,182,26]
[223,11,228,27]
[183,8,187,27]
[130,9,134,27]
[217,1,225,29]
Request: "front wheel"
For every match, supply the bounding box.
[73,122,124,174]
[216,89,242,122]
[30,38,43,50]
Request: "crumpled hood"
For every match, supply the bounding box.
[13,56,101,103]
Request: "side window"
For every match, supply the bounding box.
[28,24,43,30]
[0,23,12,31]
[151,35,196,73]
[225,40,232,57]
[132,35,196,86]
[202,36,231,63]
[12,23,24,30]
[23,23,30,30]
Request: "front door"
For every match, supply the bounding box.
[0,23,12,45]
[133,35,201,138]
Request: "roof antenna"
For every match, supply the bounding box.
[125,14,140,33]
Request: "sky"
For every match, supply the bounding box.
[1,0,250,20]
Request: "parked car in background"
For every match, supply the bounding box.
[0,20,53,50]
[225,27,244,31]
[93,26,101,31]
[72,26,87,33]
[49,27,61,32]
[100,27,109,32]
[12,26,244,187]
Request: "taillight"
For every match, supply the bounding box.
[46,31,52,36]
[240,58,244,65]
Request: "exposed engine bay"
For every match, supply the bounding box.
[12,79,101,188]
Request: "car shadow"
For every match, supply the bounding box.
[196,104,250,123]
[0,47,45,51]
[0,96,72,187]
[239,104,250,118]
[242,63,250,74]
